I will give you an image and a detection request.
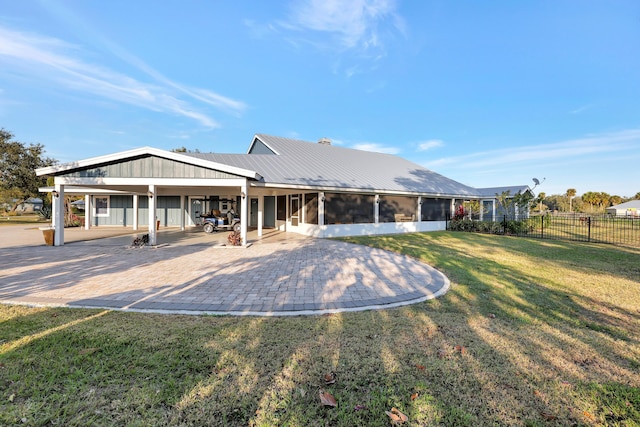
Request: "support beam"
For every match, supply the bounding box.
[53,184,65,246]
[148,185,157,245]
[132,194,139,231]
[374,195,380,224]
[257,195,264,237]
[180,195,185,231]
[318,192,325,227]
[417,196,422,222]
[240,183,248,245]
[84,194,91,230]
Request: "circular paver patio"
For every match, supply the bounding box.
[0,226,449,315]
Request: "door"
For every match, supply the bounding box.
[264,196,275,228]
[250,198,258,227]
[189,197,204,226]
[290,195,300,227]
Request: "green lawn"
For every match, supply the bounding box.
[0,215,48,226]
[1,232,639,426]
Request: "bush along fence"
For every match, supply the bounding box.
[447,213,640,247]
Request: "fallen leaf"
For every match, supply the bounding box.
[411,392,419,401]
[324,372,337,385]
[540,412,557,420]
[8,394,15,402]
[354,404,367,411]
[436,349,448,359]
[415,364,425,371]
[79,348,99,356]
[583,411,595,421]
[319,390,337,407]
[385,407,408,423]
[488,313,496,319]
[454,345,467,355]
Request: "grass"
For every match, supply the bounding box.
[0,214,48,226]
[1,232,639,426]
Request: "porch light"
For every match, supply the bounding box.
[51,190,60,198]
[320,196,325,202]
[147,191,154,198]
[241,192,246,199]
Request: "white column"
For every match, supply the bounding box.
[417,196,422,222]
[257,195,264,237]
[148,185,157,245]
[53,184,65,246]
[318,192,325,226]
[51,192,58,229]
[84,194,91,230]
[240,183,248,245]
[374,195,380,224]
[179,195,185,231]
[132,194,139,231]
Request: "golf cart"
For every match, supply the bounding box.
[201,209,241,233]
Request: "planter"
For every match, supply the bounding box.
[39,227,55,246]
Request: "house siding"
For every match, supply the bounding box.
[64,155,242,179]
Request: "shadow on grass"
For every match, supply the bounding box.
[1,231,639,425]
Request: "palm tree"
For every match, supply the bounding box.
[566,188,576,212]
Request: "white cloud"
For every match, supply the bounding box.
[417,139,444,151]
[0,26,246,128]
[424,129,640,170]
[285,0,403,51]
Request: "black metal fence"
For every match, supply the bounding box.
[447,213,640,247]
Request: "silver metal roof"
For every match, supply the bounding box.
[186,134,480,197]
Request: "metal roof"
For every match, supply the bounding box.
[186,134,480,197]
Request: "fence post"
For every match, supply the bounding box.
[588,217,591,242]
[503,215,507,234]
[541,214,544,239]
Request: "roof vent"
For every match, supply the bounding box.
[318,137,332,145]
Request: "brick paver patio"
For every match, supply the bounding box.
[0,226,449,315]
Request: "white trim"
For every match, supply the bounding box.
[293,221,447,238]
[54,177,248,187]
[250,182,477,199]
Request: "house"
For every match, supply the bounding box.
[36,134,531,246]
[606,200,640,217]
[13,198,43,213]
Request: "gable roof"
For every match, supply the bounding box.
[185,134,480,197]
[608,200,640,210]
[36,146,261,180]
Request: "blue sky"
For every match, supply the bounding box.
[1,0,639,197]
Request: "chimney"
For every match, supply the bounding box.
[318,137,332,145]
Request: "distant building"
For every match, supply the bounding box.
[606,200,640,217]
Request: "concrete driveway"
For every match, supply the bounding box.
[0,224,450,316]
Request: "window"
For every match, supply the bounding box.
[304,193,318,224]
[379,195,417,223]
[94,196,110,217]
[324,193,374,225]
[277,195,287,221]
[421,198,451,221]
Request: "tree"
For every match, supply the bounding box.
[566,188,576,212]
[633,192,640,200]
[536,192,546,213]
[0,129,57,212]
[609,195,623,206]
